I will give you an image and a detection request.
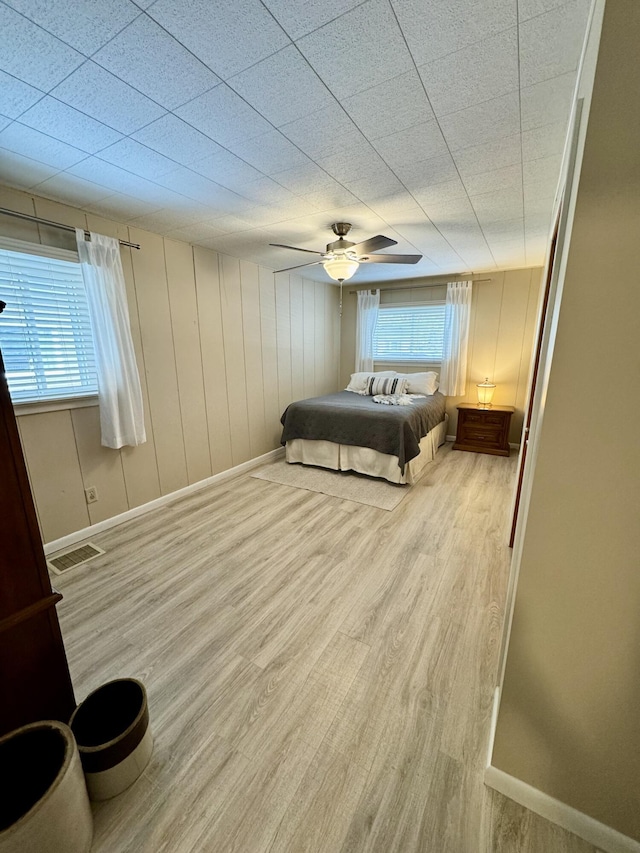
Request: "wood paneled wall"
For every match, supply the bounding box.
[340,268,543,443]
[0,187,340,544]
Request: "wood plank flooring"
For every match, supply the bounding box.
[53,444,602,853]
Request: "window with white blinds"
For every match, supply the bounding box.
[0,240,97,403]
[373,302,446,362]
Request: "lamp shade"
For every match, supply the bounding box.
[323,256,359,281]
[476,377,496,407]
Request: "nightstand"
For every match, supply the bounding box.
[452,403,515,457]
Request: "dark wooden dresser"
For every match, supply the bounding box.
[453,403,515,457]
[0,343,76,736]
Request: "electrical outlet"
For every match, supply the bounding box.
[85,486,98,504]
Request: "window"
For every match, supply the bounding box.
[0,239,97,403]
[373,302,445,362]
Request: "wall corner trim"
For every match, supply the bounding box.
[484,765,640,853]
[43,447,285,555]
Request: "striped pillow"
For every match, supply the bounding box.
[365,375,409,396]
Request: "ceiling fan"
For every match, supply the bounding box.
[270,223,422,282]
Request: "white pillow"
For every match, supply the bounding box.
[345,371,396,393]
[396,371,439,395]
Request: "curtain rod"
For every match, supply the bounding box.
[0,207,141,250]
[348,277,491,294]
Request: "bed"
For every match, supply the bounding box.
[280,389,448,485]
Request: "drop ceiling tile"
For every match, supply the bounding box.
[147,0,290,79]
[176,84,272,148]
[315,142,389,185]
[50,62,166,134]
[2,0,141,55]
[0,116,10,132]
[84,193,163,221]
[190,150,264,189]
[205,214,255,234]
[392,0,516,65]
[367,193,424,222]
[0,148,59,189]
[419,28,518,117]
[421,194,477,227]
[522,121,568,162]
[273,161,339,195]
[19,97,123,154]
[523,154,562,196]
[67,157,177,202]
[232,131,310,175]
[393,153,460,190]
[470,186,524,223]
[479,216,524,242]
[93,16,221,111]
[126,209,211,232]
[520,72,576,131]
[97,138,181,179]
[0,4,84,90]
[153,166,253,213]
[298,0,414,98]
[131,114,225,166]
[279,106,363,159]
[372,120,449,168]
[463,163,523,197]
[302,183,360,211]
[229,45,335,127]
[519,0,590,87]
[236,177,298,206]
[518,0,573,21]
[452,133,522,179]
[31,172,115,207]
[342,70,435,141]
[0,70,44,119]
[262,0,363,40]
[524,194,555,220]
[411,177,469,208]
[164,222,226,243]
[439,91,520,151]
[0,122,87,170]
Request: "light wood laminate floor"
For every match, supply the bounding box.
[54,444,602,853]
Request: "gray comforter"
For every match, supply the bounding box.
[280,390,446,470]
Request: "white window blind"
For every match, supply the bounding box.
[373,303,445,362]
[0,242,97,403]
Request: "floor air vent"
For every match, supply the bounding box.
[47,543,105,575]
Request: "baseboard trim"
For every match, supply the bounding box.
[484,765,640,853]
[44,447,285,555]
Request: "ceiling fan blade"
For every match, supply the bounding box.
[270,243,324,255]
[351,235,397,254]
[275,261,324,273]
[359,253,423,264]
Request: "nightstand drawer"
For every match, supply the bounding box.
[463,411,505,426]
[459,425,505,448]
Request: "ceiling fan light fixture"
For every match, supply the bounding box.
[323,256,359,281]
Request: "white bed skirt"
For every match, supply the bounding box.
[285,414,448,485]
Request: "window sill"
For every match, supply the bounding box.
[14,395,99,417]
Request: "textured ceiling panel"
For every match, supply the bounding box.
[0,70,43,119]
[93,15,221,110]
[0,4,83,89]
[0,0,592,282]
[147,0,290,79]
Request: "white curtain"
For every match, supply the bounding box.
[355,289,380,372]
[440,280,472,396]
[76,229,146,449]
